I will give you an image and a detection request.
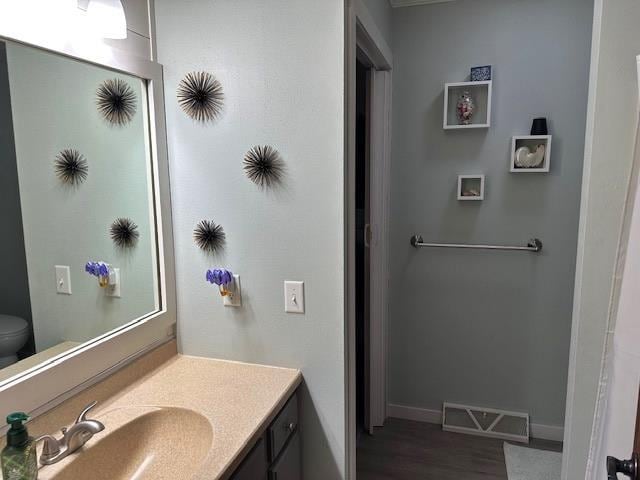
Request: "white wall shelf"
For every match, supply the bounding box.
[510,135,552,173]
[458,175,485,201]
[443,81,492,130]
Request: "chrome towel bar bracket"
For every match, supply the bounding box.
[410,235,543,253]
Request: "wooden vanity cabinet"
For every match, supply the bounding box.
[231,390,301,480]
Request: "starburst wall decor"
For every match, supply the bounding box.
[193,220,226,253]
[110,218,139,248]
[96,78,137,126]
[177,71,224,123]
[243,145,285,189]
[54,149,88,185]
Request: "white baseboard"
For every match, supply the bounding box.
[387,403,564,442]
[529,422,565,442]
[387,403,442,424]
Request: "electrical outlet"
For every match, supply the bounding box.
[106,268,121,298]
[223,275,242,307]
[284,281,305,314]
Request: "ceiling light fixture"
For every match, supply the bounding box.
[86,0,127,39]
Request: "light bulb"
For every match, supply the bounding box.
[86,0,127,40]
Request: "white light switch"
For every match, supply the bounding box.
[55,265,72,295]
[284,281,305,314]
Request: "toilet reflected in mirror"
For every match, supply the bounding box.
[0,315,29,368]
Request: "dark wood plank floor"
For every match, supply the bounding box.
[356,418,562,480]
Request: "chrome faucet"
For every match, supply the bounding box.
[37,401,105,466]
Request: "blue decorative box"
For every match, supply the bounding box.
[471,65,492,81]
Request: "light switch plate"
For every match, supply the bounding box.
[223,275,242,307]
[284,281,305,313]
[55,265,72,295]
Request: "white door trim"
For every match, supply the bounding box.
[562,1,640,479]
[354,0,392,71]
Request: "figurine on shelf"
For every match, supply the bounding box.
[515,144,546,168]
[456,91,475,125]
[471,65,492,81]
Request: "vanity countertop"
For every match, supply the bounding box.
[22,341,302,480]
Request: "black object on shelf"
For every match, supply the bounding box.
[531,118,548,136]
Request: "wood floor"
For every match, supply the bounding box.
[356,418,562,480]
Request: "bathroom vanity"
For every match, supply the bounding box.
[23,341,302,480]
[231,392,300,480]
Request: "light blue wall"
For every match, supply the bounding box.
[389,0,593,428]
[154,1,346,478]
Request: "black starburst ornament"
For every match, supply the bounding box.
[110,218,140,248]
[177,71,224,123]
[243,145,285,188]
[96,78,137,126]
[54,149,88,185]
[193,220,226,253]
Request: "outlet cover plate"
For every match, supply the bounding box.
[106,268,121,298]
[223,275,242,307]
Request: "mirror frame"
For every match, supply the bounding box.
[0,34,176,419]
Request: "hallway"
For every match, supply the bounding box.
[357,418,562,480]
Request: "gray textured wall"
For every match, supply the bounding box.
[389,0,593,428]
[0,42,32,339]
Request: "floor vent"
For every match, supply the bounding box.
[442,402,529,443]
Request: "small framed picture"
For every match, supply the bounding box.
[471,65,492,82]
[458,175,485,201]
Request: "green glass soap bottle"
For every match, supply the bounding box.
[1,413,38,480]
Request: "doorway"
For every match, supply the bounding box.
[346,5,393,477]
[355,55,371,438]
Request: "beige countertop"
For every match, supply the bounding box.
[19,341,302,480]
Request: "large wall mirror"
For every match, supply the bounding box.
[0,37,170,390]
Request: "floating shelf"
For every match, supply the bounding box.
[443,81,492,130]
[510,135,552,173]
[458,175,485,201]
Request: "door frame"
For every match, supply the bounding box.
[563,1,640,479]
[345,1,392,477]
[581,57,640,480]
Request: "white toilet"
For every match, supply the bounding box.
[0,315,30,368]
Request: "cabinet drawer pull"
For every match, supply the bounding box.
[285,422,296,432]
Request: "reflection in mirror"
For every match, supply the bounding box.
[0,39,159,384]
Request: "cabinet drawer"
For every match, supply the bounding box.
[269,432,301,480]
[231,437,268,480]
[268,393,298,461]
